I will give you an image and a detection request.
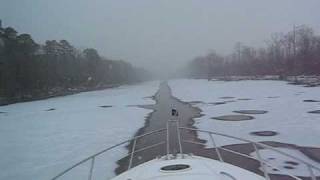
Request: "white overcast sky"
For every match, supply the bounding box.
[1,0,320,74]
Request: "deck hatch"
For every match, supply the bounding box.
[160,164,191,172]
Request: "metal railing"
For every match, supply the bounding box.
[50,120,320,180]
[179,127,320,180]
[51,128,167,180]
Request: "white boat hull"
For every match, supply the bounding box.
[112,154,265,180]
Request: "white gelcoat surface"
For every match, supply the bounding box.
[112,155,265,180]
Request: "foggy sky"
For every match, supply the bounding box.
[1,0,320,74]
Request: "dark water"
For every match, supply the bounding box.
[115,81,209,173]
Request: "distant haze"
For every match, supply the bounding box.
[1,0,320,75]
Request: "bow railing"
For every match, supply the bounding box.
[50,120,320,180]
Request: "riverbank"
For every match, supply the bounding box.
[0,83,123,106]
[210,75,320,87]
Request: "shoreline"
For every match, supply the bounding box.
[1,75,319,106]
[212,75,320,87]
[0,83,123,106]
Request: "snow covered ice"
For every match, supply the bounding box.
[251,147,320,177]
[1,78,320,179]
[0,81,159,180]
[169,79,320,147]
[169,79,320,176]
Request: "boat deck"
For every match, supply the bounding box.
[112,154,265,180]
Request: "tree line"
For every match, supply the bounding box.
[184,25,320,79]
[0,23,151,104]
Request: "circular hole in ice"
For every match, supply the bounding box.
[211,115,254,121]
[234,110,268,115]
[283,165,295,169]
[250,131,278,136]
[285,161,299,166]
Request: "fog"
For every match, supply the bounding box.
[1,0,320,75]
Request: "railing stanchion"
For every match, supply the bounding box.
[128,137,137,170]
[252,143,270,180]
[88,157,95,180]
[166,121,170,158]
[209,133,223,162]
[176,121,183,156]
[307,164,316,180]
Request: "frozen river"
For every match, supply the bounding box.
[1,79,320,180]
[0,81,159,180]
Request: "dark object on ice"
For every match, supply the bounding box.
[234,110,268,114]
[237,98,252,101]
[267,96,280,99]
[250,131,278,136]
[304,100,320,102]
[143,96,154,100]
[211,115,254,121]
[171,108,179,116]
[100,105,112,108]
[283,166,295,170]
[45,108,56,111]
[285,161,299,166]
[288,81,303,85]
[308,110,320,114]
[209,100,236,106]
[0,111,6,114]
[224,100,236,103]
[219,96,235,99]
[210,102,227,105]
